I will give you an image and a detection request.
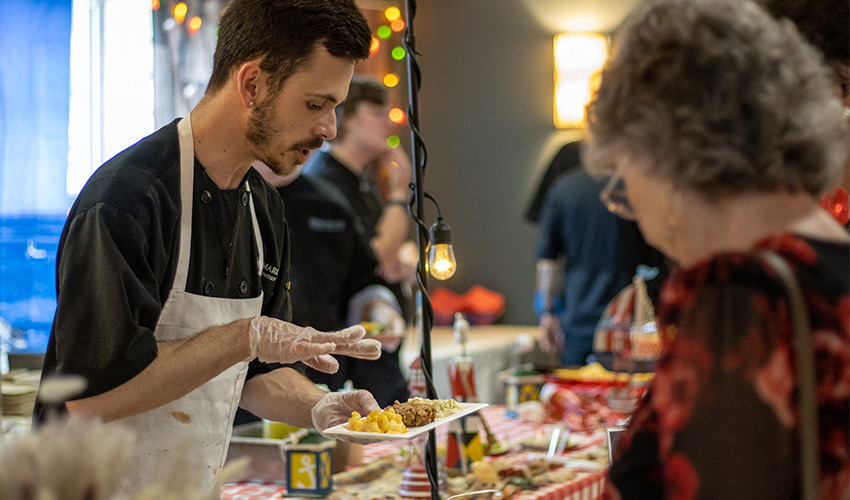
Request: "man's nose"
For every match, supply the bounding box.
[315,110,337,141]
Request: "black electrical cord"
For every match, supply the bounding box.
[403,0,441,497]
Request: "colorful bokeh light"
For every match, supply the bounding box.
[376,25,392,39]
[369,36,380,57]
[390,19,405,32]
[383,73,400,88]
[391,47,406,60]
[384,6,401,21]
[387,135,401,149]
[152,0,160,11]
[388,107,406,124]
[188,16,202,33]
[173,2,188,24]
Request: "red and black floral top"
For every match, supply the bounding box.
[606,233,849,500]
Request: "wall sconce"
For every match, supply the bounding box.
[553,32,609,129]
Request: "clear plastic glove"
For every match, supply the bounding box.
[312,390,386,444]
[249,316,381,373]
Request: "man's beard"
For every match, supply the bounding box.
[246,100,322,176]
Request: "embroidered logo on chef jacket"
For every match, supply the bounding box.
[307,217,346,233]
[262,263,279,283]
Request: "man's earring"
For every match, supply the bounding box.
[248,101,254,107]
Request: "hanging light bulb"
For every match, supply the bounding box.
[428,217,456,280]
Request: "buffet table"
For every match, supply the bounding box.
[399,325,550,404]
[221,405,606,500]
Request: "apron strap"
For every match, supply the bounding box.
[174,115,195,291]
[175,114,265,290]
[244,181,264,276]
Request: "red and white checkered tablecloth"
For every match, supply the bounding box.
[221,406,606,500]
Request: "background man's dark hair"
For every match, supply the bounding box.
[760,0,849,97]
[206,0,372,97]
[333,79,388,142]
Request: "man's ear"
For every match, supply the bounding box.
[236,60,267,109]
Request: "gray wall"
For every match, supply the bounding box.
[409,1,636,324]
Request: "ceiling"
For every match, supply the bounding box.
[358,0,645,35]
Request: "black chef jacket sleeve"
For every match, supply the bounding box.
[53,202,161,400]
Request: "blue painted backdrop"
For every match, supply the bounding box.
[0,0,73,353]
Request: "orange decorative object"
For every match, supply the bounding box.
[430,285,506,325]
[430,287,464,325]
[462,285,506,325]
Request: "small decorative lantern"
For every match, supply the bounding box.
[505,368,545,418]
[408,357,427,398]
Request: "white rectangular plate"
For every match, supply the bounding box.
[322,402,489,442]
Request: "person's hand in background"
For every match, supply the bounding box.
[538,312,564,356]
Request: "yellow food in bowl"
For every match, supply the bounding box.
[348,408,407,434]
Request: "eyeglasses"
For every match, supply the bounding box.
[599,170,636,220]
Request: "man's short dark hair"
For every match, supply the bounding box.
[334,79,388,141]
[759,0,850,98]
[206,0,371,96]
[760,0,849,67]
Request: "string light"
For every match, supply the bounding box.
[390,19,405,32]
[188,16,202,34]
[387,135,401,148]
[173,2,188,24]
[376,25,392,39]
[391,47,406,60]
[383,73,400,87]
[388,107,406,124]
[428,218,457,280]
[384,6,401,21]
[151,0,160,11]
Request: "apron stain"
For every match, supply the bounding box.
[171,411,193,424]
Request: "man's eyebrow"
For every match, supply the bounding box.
[308,93,340,105]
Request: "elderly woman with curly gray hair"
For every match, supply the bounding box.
[584,0,850,499]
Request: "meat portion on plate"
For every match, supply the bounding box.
[386,400,436,427]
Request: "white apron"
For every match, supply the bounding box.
[116,113,264,495]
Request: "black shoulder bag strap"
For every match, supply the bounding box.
[759,250,819,500]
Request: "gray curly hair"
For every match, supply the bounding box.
[585,0,848,199]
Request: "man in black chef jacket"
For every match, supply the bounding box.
[34,0,382,493]
[302,79,415,289]
[255,161,410,407]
